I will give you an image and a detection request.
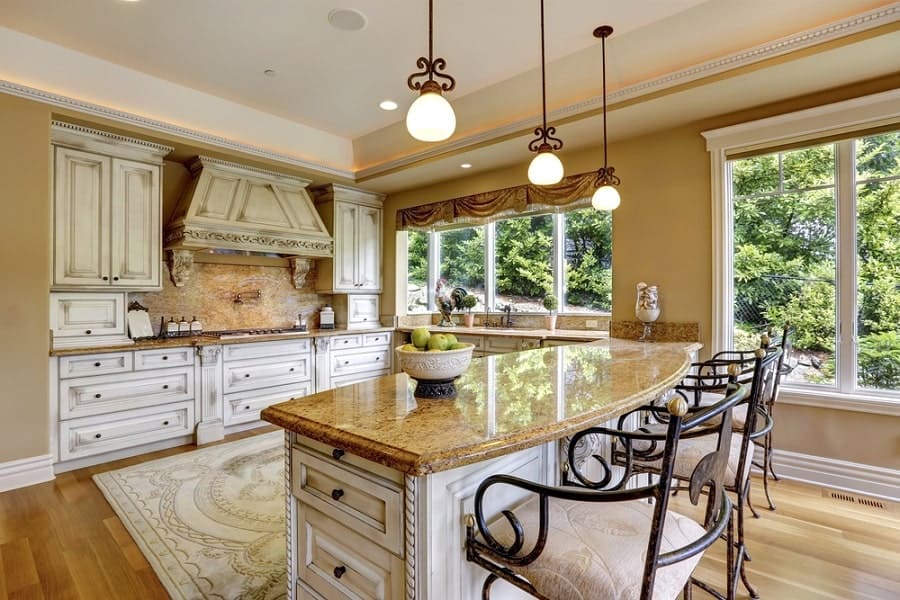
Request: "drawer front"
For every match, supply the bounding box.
[331,370,390,390]
[362,332,391,347]
[58,352,133,379]
[329,334,363,351]
[224,382,313,426]
[51,292,126,338]
[347,295,379,326]
[223,355,312,394]
[292,449,402,554]
[60,367,194,419]
[297,505,403,600]
[134,347,194,371]
[60,401,194,461]
[484,335,530,353]
[294,436,403,486]
[330,348,391,378]
[222,338,311,362]
[454,334,484,350]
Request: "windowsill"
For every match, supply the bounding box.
[403,310,612,317]
[781,387,900,416]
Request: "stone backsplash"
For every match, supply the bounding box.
[131,262,330,334]
[609,321,700,342]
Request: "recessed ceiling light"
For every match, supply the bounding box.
[460,163,473,169]
[328,8,368,31]
[263,69,276,77]
[379,100,398,111]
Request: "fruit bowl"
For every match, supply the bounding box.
[396,343,475,398]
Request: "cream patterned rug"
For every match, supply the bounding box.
[93,431,286,600]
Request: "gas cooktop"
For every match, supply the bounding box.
[204,328,308,339]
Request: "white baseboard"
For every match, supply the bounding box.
[0,454,55,492]
[765,448,899,502]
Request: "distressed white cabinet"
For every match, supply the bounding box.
[51,122,171,291]
[312,184,384,294]
[314,332,392,392]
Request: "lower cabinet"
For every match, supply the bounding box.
[317,332,393,391]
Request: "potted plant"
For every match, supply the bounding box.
[542,293,558,330]
[460,294,478,328]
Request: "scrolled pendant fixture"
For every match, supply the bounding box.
[406,0,457,142]
[527,0,564,186]
[591,25,621,211]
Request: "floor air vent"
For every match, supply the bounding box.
[823,489,892,511]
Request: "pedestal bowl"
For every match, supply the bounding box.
[396,343,474,399]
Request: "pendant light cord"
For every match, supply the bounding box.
[428,0,434,81]
[540,0,547,133]
[601,32,608,169]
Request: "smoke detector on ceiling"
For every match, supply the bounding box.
[328,9,368,32]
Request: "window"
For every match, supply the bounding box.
[405,207,611,314]
[728,131,900,396]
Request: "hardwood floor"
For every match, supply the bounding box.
[0,431,897,599]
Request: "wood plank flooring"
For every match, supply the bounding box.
[1,429,897,599]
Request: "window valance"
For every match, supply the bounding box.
[396,171,598,230]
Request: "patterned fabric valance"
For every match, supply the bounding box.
[396,171,598,230]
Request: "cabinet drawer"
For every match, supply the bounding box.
[331,370,390,389]
[134,347,194,370]
[51,292,126,338]
[224,382,313,426]
[223,355,312,394]
[293,449,402,554]
[58,352,132,379]
[59,401,194,461]
[455,334,484,350]
[296,505,403,600]
[222,338,311,362]
[362,332,391,347]
[60,367,194,419]
[329,334,363,350]
[330,348,390,378]
[294,436,403,486]
[484,336,532,354]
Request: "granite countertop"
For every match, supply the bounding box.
[262,338,701,476]
[396,325,608,342]
[49,326,396,356]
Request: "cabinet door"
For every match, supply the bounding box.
[111,159,160,288]
[332,201,358,291]
[356,205,381,291]
[54,147,111,286]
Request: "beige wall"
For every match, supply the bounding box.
[383,79,900,470]
[0,93,51,462]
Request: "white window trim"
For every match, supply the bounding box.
[702,88,900,414]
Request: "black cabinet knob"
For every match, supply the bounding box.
[331,488,344,501]
[94,393,102,399]
[333,566,346,579]
[162,356,168,360]
[375,357,380,361]
[244,374,250,378]
[94,433,102,439]
[244,405,251,410]
[94,362,101,367]
[113,276,119,281]
[85,330,92,335]
[162,385,169,390]
[102,276,109,281]
[163,420,169,426]
[289,367,295,372]
[332,448,345,460]
[344,361,349,365]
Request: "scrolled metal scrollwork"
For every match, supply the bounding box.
[527,126,564,153]
[407,57,456,92]
[595,165,621,188]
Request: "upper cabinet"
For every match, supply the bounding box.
[312,184,384,294]
[51,122,172,291]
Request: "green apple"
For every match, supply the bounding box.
[411,327,431,349]
[427,333,450,351]
[449,342,468,350]
[444,333,458,346]
[399,343,422,352]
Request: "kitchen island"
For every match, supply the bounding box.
[262,338,700,600]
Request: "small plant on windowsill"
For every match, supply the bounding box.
[542,293,559,330]
[460,294,478,328]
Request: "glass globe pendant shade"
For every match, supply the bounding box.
[591,185,621,210]
[406,89,456,142]
[528,150,564,185]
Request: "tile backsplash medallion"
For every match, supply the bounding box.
[131,262,330,334]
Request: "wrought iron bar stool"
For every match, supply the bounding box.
[464,377,747,600]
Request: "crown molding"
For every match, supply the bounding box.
[355,3,900,180]
[0,79,355,180]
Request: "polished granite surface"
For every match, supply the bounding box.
[396,325,608,341]
[262,338,700,476]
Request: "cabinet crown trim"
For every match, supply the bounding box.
[51,121,173,162]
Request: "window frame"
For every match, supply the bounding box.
[703,88,900,415]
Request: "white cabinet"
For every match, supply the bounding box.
[51,122,171,291]
[50,292,132,349]
[332,294,380,330]
[315,332,392,392]
[312,184,384,294]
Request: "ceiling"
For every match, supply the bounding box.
[1,0,899,192]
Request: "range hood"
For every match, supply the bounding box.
[164,156,333,287]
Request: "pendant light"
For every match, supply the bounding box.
[527,0,564,185]
[406,0,457,142]
[591,25,621,211]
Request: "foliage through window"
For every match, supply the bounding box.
[494,215,553,310]
[565,208,612,312]
[729,131,900,395]
[406,230,428,313]
[440,226,485,310]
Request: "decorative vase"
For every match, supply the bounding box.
[464,313,475,328]
[635,282,660,341]
[545,314,557,330]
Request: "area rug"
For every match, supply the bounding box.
[93,431,286,600]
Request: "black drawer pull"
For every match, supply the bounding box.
[102,276,109,281]
[85,329,92,335]
[163,385,169,390]
[332,448,345,460]
[94,362,101,367]
[244,374,251,378]
[344,360,349,365]
[162,420,169,426]
[94,393,102,399]
[244,405,251,410]
[162,356,168,360]
[94,433,102,439]
[343,340,349,344]
[331,488,344,501]
[375,357,380,361]
[333,566,346,579]
[113,276,119,281]
[289,367,295,372]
